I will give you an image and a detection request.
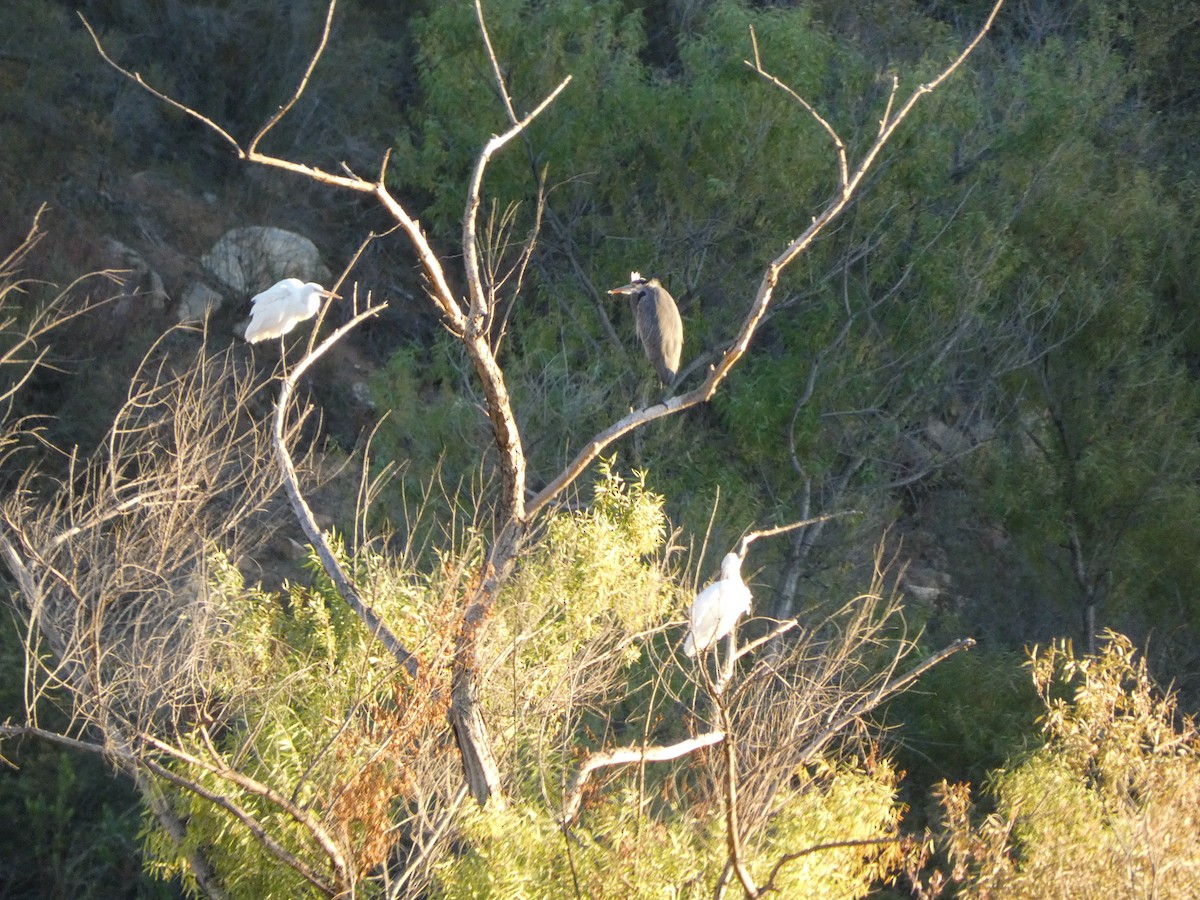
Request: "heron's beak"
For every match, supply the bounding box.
[321,288,340,300]
[607,283,638,296]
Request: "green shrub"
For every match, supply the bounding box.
[432,760,905,899]
[938,632,1200,898]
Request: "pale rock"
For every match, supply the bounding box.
[202,226,332,298]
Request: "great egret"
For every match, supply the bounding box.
[243,277,336,344]
[684,552,752,657]
[608,271,683,385]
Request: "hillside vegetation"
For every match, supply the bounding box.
[1,1,1199,897]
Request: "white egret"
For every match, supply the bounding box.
[683,552,752,658]
[243,277,336,344]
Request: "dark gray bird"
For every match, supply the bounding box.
[608,271,684,385]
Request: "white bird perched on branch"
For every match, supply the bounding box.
[683,552,752,657]
[243,277,337,344]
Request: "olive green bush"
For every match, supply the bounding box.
[436,759,905,899]
[939,632,1200,898]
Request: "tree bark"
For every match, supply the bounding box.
[450,665,503,805]
[446,520,526,805]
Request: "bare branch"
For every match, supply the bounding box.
[721,714,758,897]
[475,0,518,125]
[737,511,859,559]
[0,724,341,897]
[248,0,338,155]
[0,731,231,897]
[560,730,726,824]
[138,732,350,890]
[792,637,976,767]
[529,1,1003,518]
[746,25,849,191]
[733,620,799,662]
[269,303,421,677]
[140,753,341,897]
[878,76,900,141]
[846,0,1005,202]
[760,835,903,896]
[388,783,471,900]
[463,76,572,327]
[80,15,244,157]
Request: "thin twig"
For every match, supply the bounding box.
[733,620,799,662]
[462,76,572,326]
[475,0,518,125]
[746,25,848,191]
[792,637,976,766]
[737,510,860,559]
[80,15,243,155]
[759,835,903,895]
[388,783,470,900]
[248,0,338,154]
[720,704,758,897]
[0,723,339,896]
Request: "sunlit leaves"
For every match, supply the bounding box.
[941,634,1200,898]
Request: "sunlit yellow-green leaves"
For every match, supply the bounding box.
[942,634,1200,898]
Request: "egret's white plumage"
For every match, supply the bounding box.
[683,552,752,657]
[243,277,335,343]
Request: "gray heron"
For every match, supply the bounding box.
[608,271,683,385]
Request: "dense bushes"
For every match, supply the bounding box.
[939,633,1200,898]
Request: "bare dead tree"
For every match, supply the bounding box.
[0,297,482,895]
[75,0,1004,813]
[0,0,1014,892]
[0,312,328,886]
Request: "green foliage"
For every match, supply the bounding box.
[140,546,464,898]
[387,1,875,483]
[507,460,672,633]
[394,0,854,302]
[8,0,1200,895]
[369,343,486,480]
[975,153,1200,651]
[0,618,175,899]
[751,759,906,898]
[0,1,120,236]
[0,747,174,900]
[884,647,1041,795]
[433,762,905,899]
[483,462,677,784]
[939,633,1200,898]
[432,794,717,899]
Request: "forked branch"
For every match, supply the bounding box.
[247,0,338,155]
[463,77,571,328]
[527,0,1004,517]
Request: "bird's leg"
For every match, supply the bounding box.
[716,630,737,695]
[631,382,649,465]
[278,336,289,378]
